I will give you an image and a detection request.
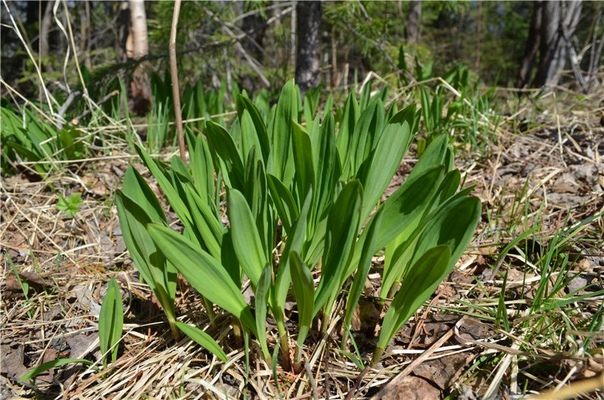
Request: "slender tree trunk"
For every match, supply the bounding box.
[128,0,148,59]
[517,1,544,88]
[240,5,268,92]
[405,0,422,44]
[518,0,583,91]
[241,10,267,64]
[124,0,151,116]
[40,0,55,70]
[536,0,582,89]
[295,0,321,97]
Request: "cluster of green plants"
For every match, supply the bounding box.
[398,46,498,153]
[139,72,238,153]
[1,105,86,175]
[114,80,481,371]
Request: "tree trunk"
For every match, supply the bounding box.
[295,0,321,97]
[536,0,582,89]
[40,0,55,70]
[405,0,422,44]
[518,0,583,91]
[241,9,267,64]
[124,0,151,116]
[517,1,544,88]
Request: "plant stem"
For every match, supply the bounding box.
[169,0,186,160]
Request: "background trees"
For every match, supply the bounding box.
[1,0,603,106]
[518,0,585,91]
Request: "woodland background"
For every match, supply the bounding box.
[2,0,602,112]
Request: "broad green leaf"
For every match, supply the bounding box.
[373,165,445,252]
[336,93,360,176]
[170,154,193,182]
[274,189,313,314]
[114,191,176,325]
[290,251,315,359]
[136,145,193,225]
[19,358,94,383]
[122,167,166,223]
[239,111,262,166]
[312,112,340,231]
[183,186,223,259]
[342,208,383,344]
[360,105,416,221]
[381,195,481,298]
[236,95,270,162]
[175,322,227,362]
[314,180,363,317]
[205,121,245,190]
[147,223,257,336]
[227,189,268,288]
[347,100,384,179]
[99,278,123,366]
[291,121,315,205]
[254,265,272,360]
[220,231,242,287]
[243,156,271,253]
[410,196,481,274]
[267,174,298,233]
[374,245,451,365]
[407,134,450,180]
[189,133,216,205]
[268,79,300,186]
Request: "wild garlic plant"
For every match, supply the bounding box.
[116,80,481,370]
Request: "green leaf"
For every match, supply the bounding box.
[336,93,360,177]
[374,165,445,252]
[205,121,245,190]
[183,186,224,260]
[290,251,315,359]
[381,195,481,298]
[189,133,216,206]
[136,145,193,225]
[291,121,315,205]
[407,134,450,180]
[56,193,83,218]
[311,112,340,231]
[175,322,227,362]
[254,265,272,360]
[19,358,94,384]
[374,245,451,365]
[147,223,257,335]
[268,79,300,186]
[99,278,124,366]
[114,191,177,326]
[267,174,298,233]
[342,208,383,343]
[274,188,313,317]
[360,105,416,221]
[314,180,363,317]
[236,95,270,163]
[227,189,268,288]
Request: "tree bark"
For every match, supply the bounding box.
[518,0,583,91]
[241,9,267,64]
[517,1,544,88]
[40,0,55,70]
[405,0,422,44]
[124,0,151,116]
[536,0,582,89]
[295,0,322,97]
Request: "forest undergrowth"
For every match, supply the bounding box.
[1,79,603,400]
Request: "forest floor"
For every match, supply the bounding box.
[1,88,603,400]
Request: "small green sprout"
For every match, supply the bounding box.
[57,193,83,218]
